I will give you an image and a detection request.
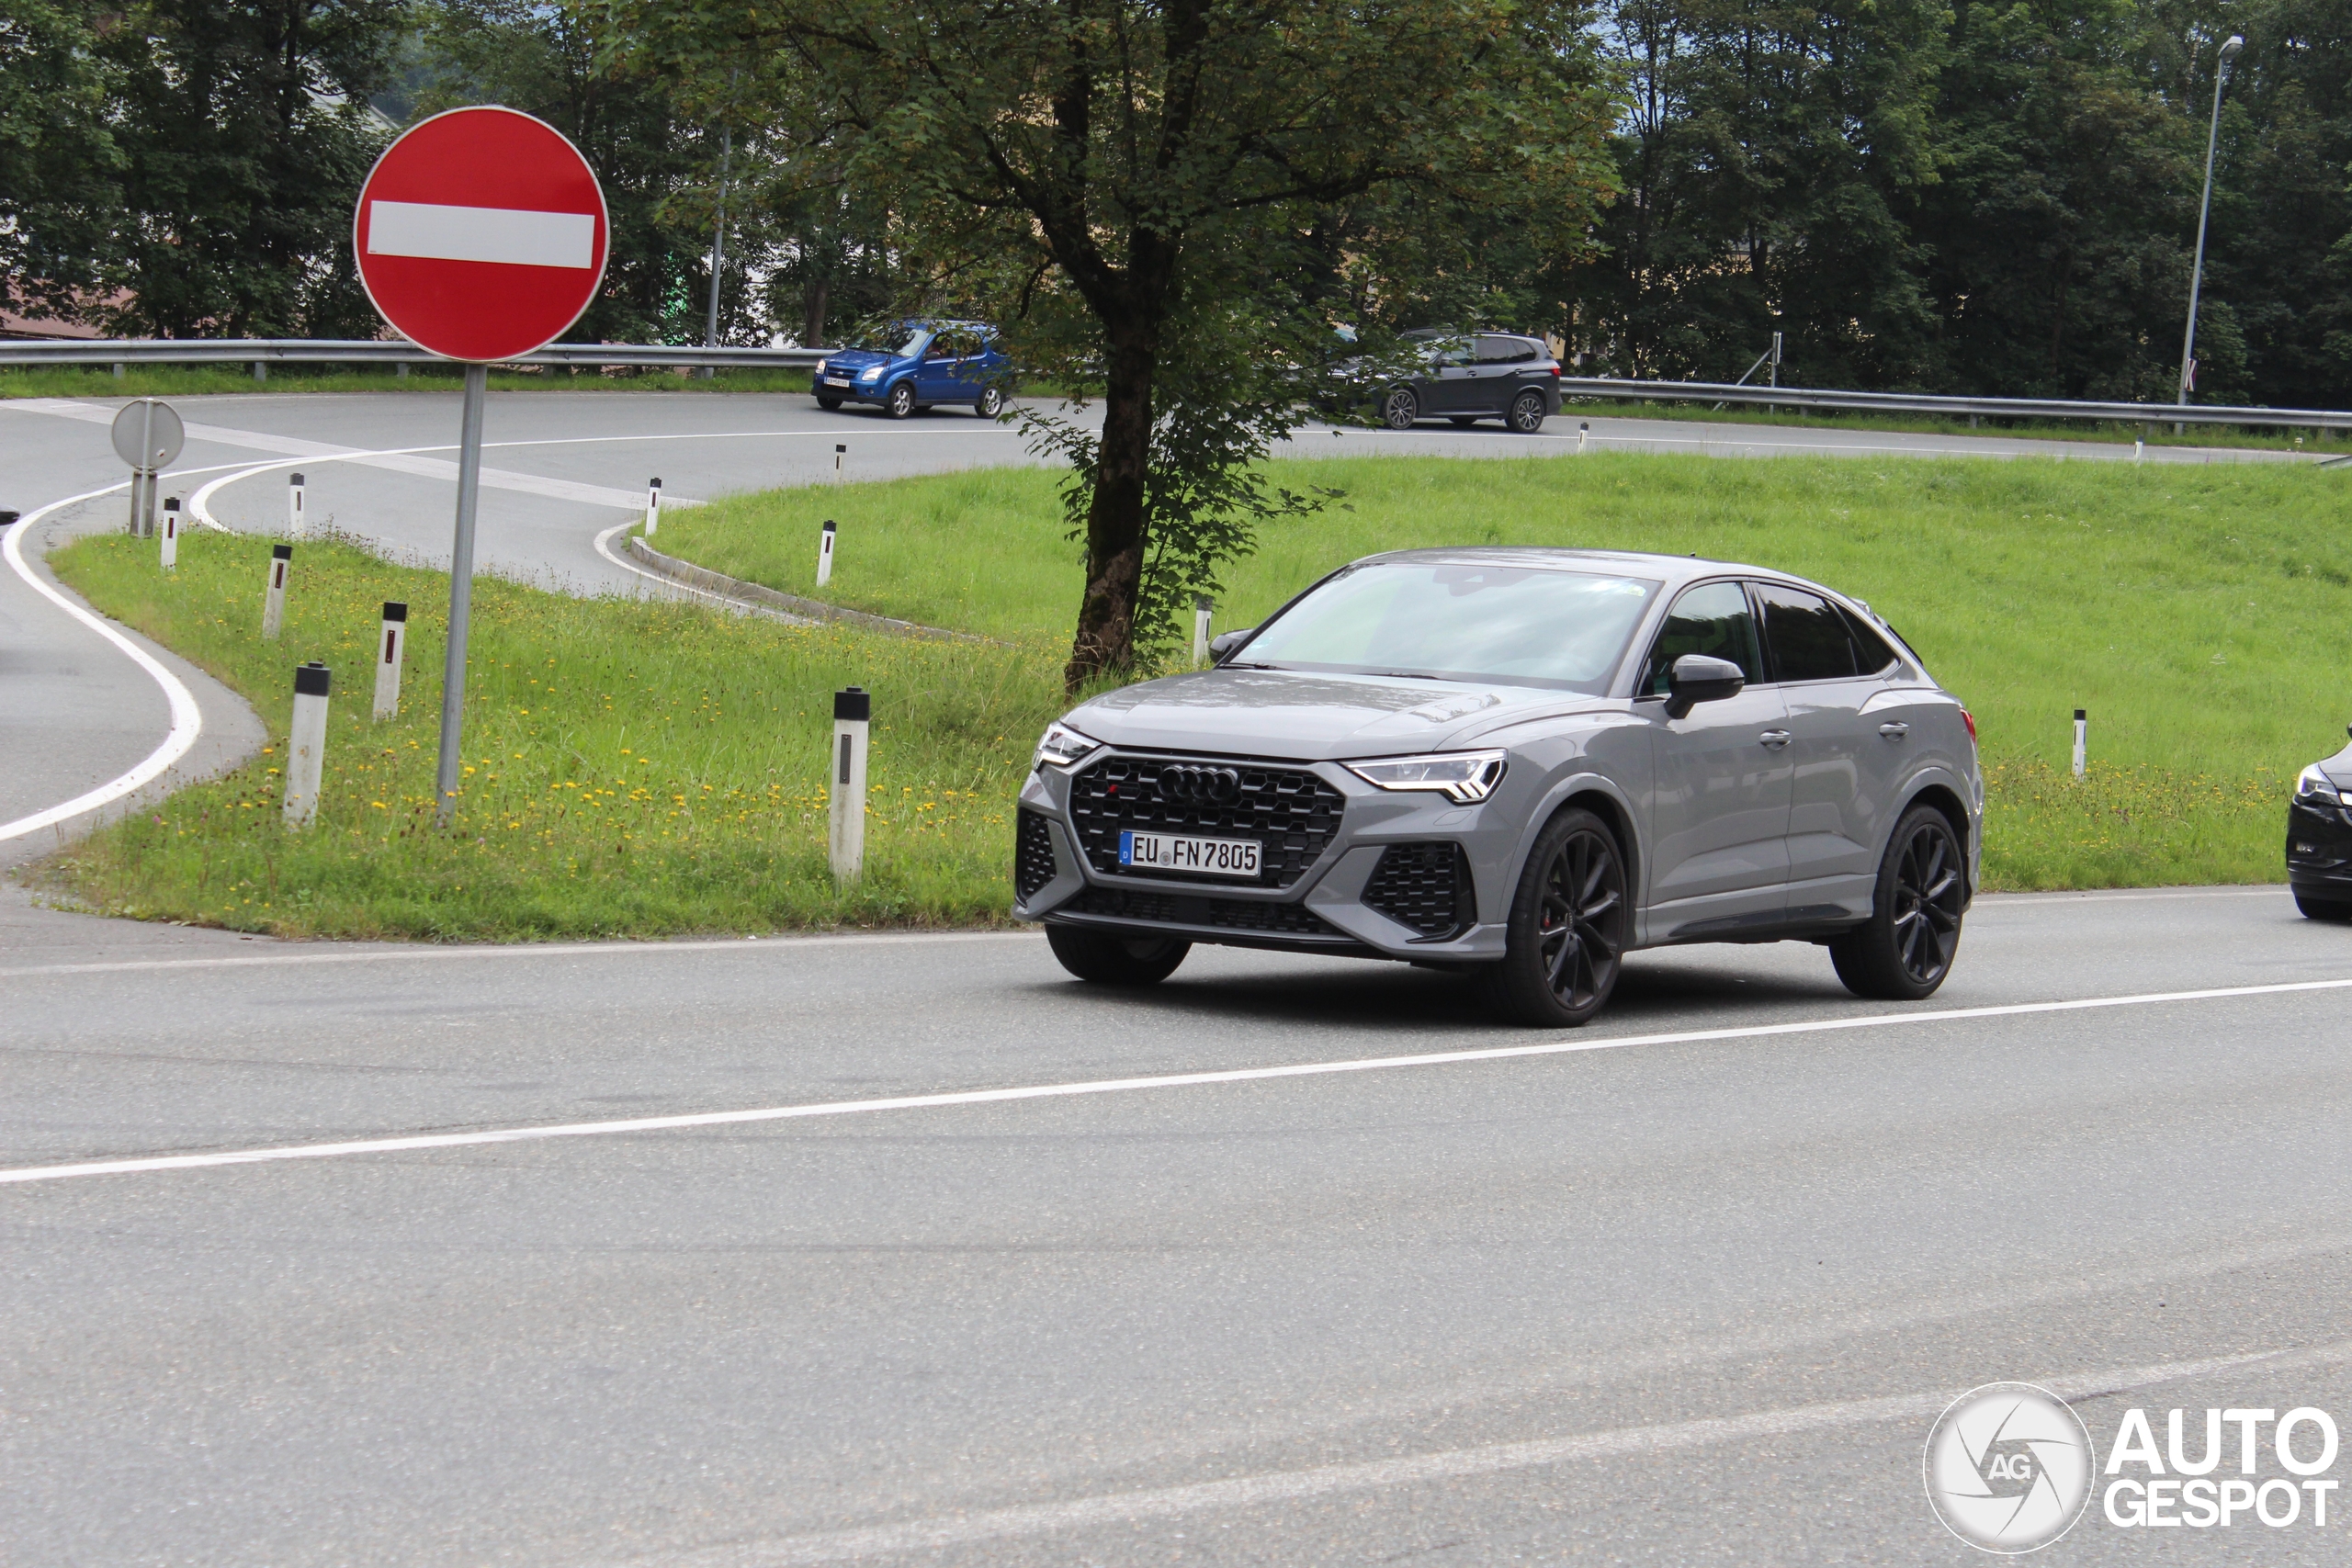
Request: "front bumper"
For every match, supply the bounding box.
[1011,750,1510,963]
[2288,799,2352,893]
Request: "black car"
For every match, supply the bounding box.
[2289,727,2352,919]
[1340,331,1564,434]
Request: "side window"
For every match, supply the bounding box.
[1476,334,1537,364]
[922,333,954,360]
[1757,585,1859,682]
[1838,605,1899,675]
[1639,581,1762,696]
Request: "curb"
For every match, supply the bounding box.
[623,534,982,642]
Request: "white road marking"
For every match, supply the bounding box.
[4,976,2347,1185]
[0,927,1039,980]
[367,199,595,268]
[640,1344,2352,1565]
[0,485,205,842]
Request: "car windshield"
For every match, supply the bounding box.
[1235,562,1659,692]
[844,326,926,356]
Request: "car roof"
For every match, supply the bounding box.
[1349,546,1837,598]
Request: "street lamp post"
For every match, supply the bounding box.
[2177,33,2244,412]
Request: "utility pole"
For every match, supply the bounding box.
[2177,34,2244,422]
[702,120,732,380]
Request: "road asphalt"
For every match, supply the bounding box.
[4,390,2344,1563]
[4,885,2350,1564]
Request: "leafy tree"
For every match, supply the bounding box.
[96,0,407,336]
[601,0,1621,685]
[0,0,123,323]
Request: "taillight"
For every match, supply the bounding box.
[1548,366,1561,378]
[1961,709,1977,745]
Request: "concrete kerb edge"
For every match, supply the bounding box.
[622,534,987,643]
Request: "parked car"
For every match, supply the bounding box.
[1333,330,1564,433]
[812,321,1009,419]
[1012,548,1981,1026]
[2288,727,2352,919]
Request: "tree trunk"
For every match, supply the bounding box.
[1063,325,1157,690]
[803,276,830,349]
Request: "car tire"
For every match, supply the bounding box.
[1380,386,1419,430]
[885,380,916,420]
[1476,807,1629,1028]
[1829,805,1966,999]
[1507,389,1547,434]
[1046,925,1191,986]
[2294,890,2352,921]
[977,386,1006,418]
[815,394,843,411]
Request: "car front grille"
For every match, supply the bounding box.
[1014,809,1057,899]
[1361,841,1475,938]
[1067,886,1345,939]
[1067,754,1345,888]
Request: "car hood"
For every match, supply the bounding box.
[820,349,899,371]
[2322,741,2352,786]
[1064,668,1611,761]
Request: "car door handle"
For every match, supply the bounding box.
[1877,722,1910,739]
[1758,730,1792,748]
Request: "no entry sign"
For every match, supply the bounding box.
[354,107,608,363]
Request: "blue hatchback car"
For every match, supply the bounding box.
[812,321,1010,419]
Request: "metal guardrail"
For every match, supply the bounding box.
[0,338,830,370]
[1555,376,2350,432]
[0,338,2345,431]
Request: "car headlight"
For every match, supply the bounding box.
[860,366,884,381]
[2298,764,2343,806]
[1345,750,1508,804]
[1034,721,1102,773]
[814,360,827,375]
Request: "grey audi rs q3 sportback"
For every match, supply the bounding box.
[1012,548,1983,1026]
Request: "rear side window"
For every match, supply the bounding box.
[1757,585,1860,682]
[1838,605,1900,674]
[1476,334,1539,364]
[1640,581,1762,695]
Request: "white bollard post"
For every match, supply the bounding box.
[1578,422,1589,453]
[830,685,869,881]
[817,517,836,588]
[374,601,407,720]
[284,661,330,827]
[263,543,291,640]
[833,443,846,482]
[644,477,662,537]
[1193,595,1214,667]
[287,471,306,537]
[2073,708,2087,780]
[159,496,180,570]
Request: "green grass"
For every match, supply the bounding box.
[36,529,1067,940]
[1561,396,2347,454]
[662,452,2352,889]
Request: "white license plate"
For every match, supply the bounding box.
[823,377,853,388]
[1119,830,1261,879]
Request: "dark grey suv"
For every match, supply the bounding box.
[1012,549,1983,1026]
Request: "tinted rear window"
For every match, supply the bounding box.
[1757,585,1860,682]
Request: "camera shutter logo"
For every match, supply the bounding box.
[1924,1382,2095,1552]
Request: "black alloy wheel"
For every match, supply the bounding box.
[977,385,1007,418]
[815,394,842,411]
[1507,389,1547,434]
[1479,807,1628,1027]
[886,380,917,419]
[1046,925,1192,986]
[1380,386,1419,430]
[2295,890,2352,921]
[1829,805,1966,999]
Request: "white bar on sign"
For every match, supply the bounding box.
[368,200,595,269]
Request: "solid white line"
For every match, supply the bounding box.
[591,517,791,615]
[0,927,1040,980]
[640,1346,2340,1565]
[0,486,206,842]
[5,975,2348,1186]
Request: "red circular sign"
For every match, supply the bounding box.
[354,107,609,363]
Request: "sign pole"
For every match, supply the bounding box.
[435,363,489,826]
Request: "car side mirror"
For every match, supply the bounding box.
[1207,628,1253,661]
[1665,654,1746,720]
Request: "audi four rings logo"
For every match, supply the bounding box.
[1158,765,1243,807]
